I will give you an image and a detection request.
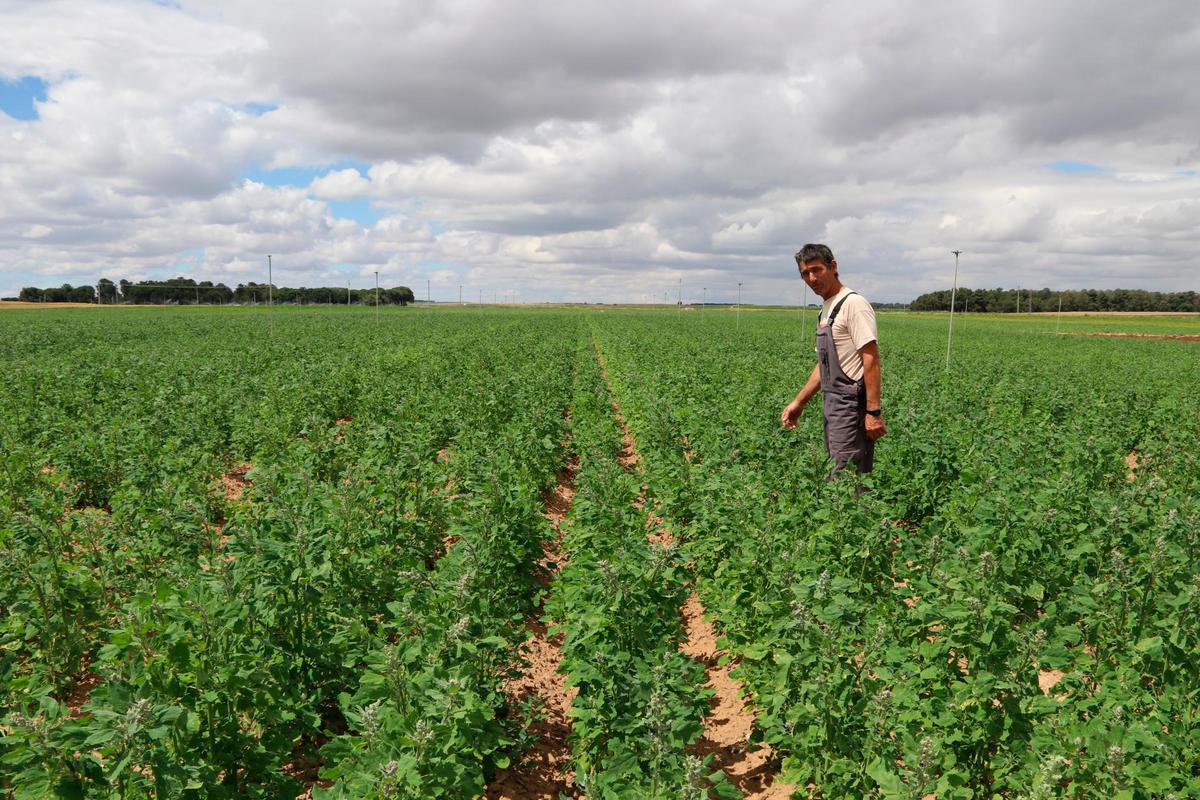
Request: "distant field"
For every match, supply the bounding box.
[0,301,107,309]
[908,309,1200,336]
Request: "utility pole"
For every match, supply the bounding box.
[459,284,462,306]
[947,250,962,370]
[374,271,379,320]
[347,281,351,306]
[801,283,808,341]
[1056,294,1063,334]
[702,287,706,314]
[737,282,743,331]
[267,254,274,335]
[427,279,430,303]
[678,277,682,316]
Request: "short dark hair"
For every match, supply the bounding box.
[794,243,834,267]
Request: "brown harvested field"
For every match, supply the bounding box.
[1067,332,1200,342]
[0,301,103,309]
[0,301,156,309]
[1049,311,1199,316]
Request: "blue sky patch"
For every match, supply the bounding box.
[0,76,48,120]
[242,159,371,188]
[1046,160,1105,174]
[242,101,278,116]
[329,199,383,225]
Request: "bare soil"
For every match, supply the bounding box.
[62,658,103,718]
[283,734,333,796]
[592,340,788,797]
[1075,332,1200,342]
[486,619,580,799]
[221,463,253,502]
[1125,450,1142,482]
[592,341,641,469]
[0,301,111,309]
[1038,669,1066,695]
[1051,311,1199,316]
[680,595,795,799]
[485,425,581,799]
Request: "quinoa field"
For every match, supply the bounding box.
[2,306,1198,799]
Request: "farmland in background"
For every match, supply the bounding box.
[2,306,1197,799]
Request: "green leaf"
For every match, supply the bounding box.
[866,758,906,797]
[1134,636,1162,655]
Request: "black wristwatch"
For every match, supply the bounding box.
[865,408,883,417]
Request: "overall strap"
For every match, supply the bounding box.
[824,291,858,326]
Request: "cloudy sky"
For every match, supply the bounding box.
[2,0,1198,303]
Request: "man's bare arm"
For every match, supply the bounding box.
[860,340,886,440]
[780,364,821,428]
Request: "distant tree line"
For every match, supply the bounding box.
[17,277,415,306]
[910,287,1200,313]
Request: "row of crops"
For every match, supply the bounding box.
[2,306,1198,798]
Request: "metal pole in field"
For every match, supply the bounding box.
[478,289,482,305]
[347,281,351,306]
[702,287,706,313]
[427,279,431,303]
[267,254,274,334]
[1016,287,1020,314]
[737,282,743,331]
[678,277,682,316]
[946,249,962,369]
[459,284,462,306]
[1056,294,1063,334]
[801,283,808,341]
[374,271,379,320]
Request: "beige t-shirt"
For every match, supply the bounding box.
[815,286,877,381]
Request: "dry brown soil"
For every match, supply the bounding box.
[221,462,253,502]
[0,301,111,309]
[1125,450,1142,482]
[594,340,790,797]
[485,433,581,799]
[1073,332,1200,342]
[680,595,796,799]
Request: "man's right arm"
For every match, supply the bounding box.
[781,364,821,428]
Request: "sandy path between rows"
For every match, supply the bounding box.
[485,424,582,799]
[595,340,794,799]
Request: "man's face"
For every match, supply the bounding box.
[799,259,837,295]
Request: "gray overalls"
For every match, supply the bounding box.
[816,292,874,476]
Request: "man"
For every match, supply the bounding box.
[780,243,885,475]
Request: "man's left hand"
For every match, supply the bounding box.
[865,414,887,441]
